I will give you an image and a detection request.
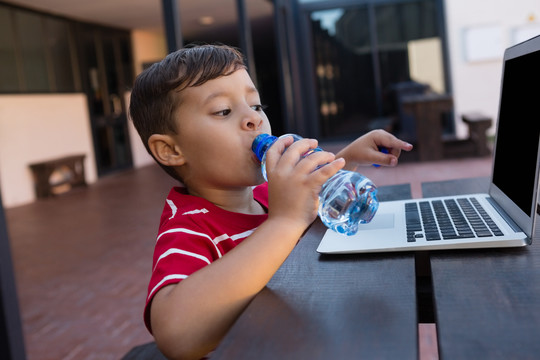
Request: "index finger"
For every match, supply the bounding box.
[265,136,319,170]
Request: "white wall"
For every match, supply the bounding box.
[444,0,540,138]
[0,94,97,207]
[131,29,167,75]
[125,91,154,168]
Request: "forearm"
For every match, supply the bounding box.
[150,217,305,360]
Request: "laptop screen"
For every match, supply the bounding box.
[492,43,540,218]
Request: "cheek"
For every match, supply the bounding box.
[190,138,239,170]
[261,117,272,134]
[185,134,220,157]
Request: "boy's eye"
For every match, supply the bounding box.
[252,104,268,112]
[214,109,231,116]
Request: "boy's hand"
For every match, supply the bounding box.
[264,136,345,229]
[337,129,413,169]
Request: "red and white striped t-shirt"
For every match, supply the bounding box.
[144,183,269,333]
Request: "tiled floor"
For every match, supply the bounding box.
[5,155,492,360]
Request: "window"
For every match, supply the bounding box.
[0,7,20,92]
[0,4,77,93]
[15,9,50,91]
[45,17,77,92]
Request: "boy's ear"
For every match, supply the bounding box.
[148,134,185,166]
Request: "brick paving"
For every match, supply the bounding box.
[6,165,176,360]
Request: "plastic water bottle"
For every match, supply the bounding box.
[252,133,379,236]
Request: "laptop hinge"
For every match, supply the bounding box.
[486,197,522,232]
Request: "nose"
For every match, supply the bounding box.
[242,108,263,131]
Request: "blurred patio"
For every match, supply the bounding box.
[5,154,492,360]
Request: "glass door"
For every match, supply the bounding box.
[311,6,377,139]
[77,25,133,176]
[298,0,449,140]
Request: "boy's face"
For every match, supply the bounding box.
[172,69,272,191]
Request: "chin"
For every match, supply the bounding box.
[253,174,266,186]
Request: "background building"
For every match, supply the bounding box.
[0,0,539,207]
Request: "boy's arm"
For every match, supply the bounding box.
[150,137,344,360]
[336,129,413,170]
[150,218,305,359]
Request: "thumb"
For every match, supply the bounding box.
[373,147,398,167]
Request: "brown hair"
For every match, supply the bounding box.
[129,44,246,181]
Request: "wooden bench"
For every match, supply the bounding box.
[29,154,87,199]
[461,112,492,156]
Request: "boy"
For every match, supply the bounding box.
[129,44,412,360]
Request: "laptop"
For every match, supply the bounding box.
[317,34,540,254]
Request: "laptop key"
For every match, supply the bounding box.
[476,231,493,237]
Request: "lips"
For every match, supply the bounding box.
[250,133,265,163]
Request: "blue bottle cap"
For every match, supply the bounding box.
[372,147,389,167]
[252,134,277,161]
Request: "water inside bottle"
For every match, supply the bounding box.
[318,170,379,236]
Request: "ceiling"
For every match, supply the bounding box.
[2,0,274,39]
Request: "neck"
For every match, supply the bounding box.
[188,186,265,215]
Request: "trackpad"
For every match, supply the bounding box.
[357,213,395,230]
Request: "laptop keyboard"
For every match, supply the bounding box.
[405,198,504,242]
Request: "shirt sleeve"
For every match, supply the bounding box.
[143,220,220,333]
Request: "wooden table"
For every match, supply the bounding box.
[422,177,540,359]
[213,184,418,359]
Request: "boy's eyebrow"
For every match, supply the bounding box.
[203,86,259,105]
